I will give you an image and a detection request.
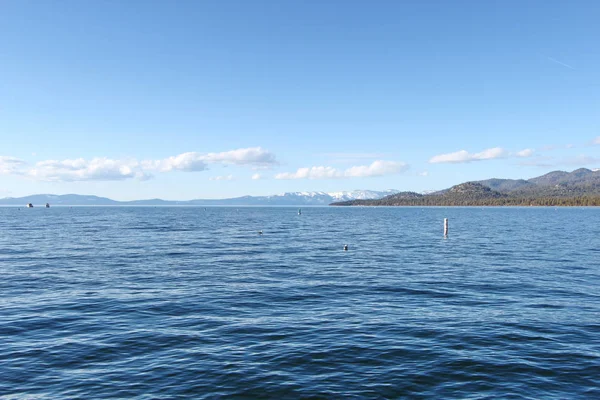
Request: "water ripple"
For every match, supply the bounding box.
[1,207,599,398]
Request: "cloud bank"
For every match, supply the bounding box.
[516,149,534,157]
[275,160,408,180]
[27,158,151,182]
[429,147,507,164]
[203,147,277,166]
[0,147,277,182]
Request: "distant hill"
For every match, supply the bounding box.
[472,168,600,193]
[480,168,600,198]
[379,191,424,201]
[0,190,399,206]
[528,170,571,186]
[0,194,121,206]
[474,178,534,192]
[333,168,600,206]
[335,183,508,206]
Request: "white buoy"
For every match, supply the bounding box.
[343,244,348,251]
[444,218,448,236]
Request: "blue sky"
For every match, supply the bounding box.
[1,0,599,200]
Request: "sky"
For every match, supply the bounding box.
[1,0,599,200]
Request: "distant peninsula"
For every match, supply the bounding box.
[332,168,600,207]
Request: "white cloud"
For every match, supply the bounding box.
[209,175,234,181]
[344,160,408,177]
[429,150,470,164]
[0,156,26,175]
[275,160,408,180]
[429,147,507,164]
[276,166,342,180]
[516,149,534,157]
[475,147,507,160]
[202,147,277,167]
[146,152,208,172]
[593,137,600,145]
[0,146,276,182]
[418,171,429,177]
[251,173,262,180]
[27,158,151,182]
[145,147,277,172]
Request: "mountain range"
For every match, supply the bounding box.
[333,168,600,207]
[0,190,398,206]
[4,168,600,207]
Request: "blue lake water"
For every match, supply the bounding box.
[1,206,599,398]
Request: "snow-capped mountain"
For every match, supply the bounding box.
[326,190,399,202]
[249,189,399,205]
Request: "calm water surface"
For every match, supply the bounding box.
[1,207,599,398]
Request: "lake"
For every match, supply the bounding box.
[1,207,599,398]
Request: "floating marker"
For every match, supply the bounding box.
[343,244,348,251]
[258,230,263,235]
[444,218,449,236]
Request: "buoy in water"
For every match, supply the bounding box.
[343,244,348,251]
[258,230,263,235]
